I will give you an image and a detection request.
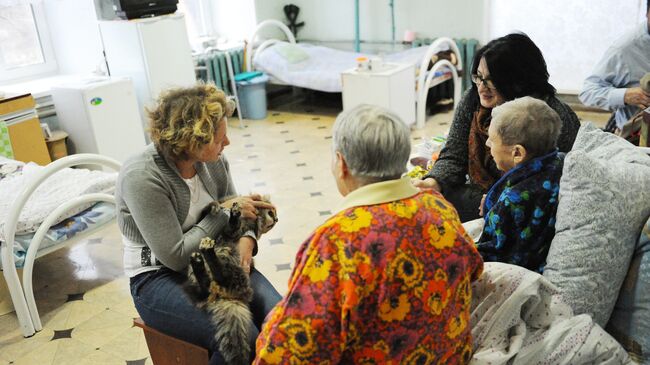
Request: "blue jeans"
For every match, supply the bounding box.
[130,267,281,365]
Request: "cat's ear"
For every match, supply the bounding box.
[268,209,278,224]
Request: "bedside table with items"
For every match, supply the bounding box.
[342,62,415,127]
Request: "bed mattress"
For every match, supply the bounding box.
[8,202,115,269]
[253,43,454,93]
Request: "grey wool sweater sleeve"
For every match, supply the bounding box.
[427,89,476,188]
[425,90,580,190]
[116,145,237,272]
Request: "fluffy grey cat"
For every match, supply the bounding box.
[184,200,277,365]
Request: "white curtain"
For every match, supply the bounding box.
[486,0,647,93]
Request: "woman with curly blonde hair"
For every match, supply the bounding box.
[116,83,281,365]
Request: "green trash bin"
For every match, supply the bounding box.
[236,72,269,120]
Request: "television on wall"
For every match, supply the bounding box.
[112,0,178,20]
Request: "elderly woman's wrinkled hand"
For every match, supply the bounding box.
[624,87,650,109]
[411,177,441,192]
[222,195,275,220]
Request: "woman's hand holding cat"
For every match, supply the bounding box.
[222,195,275,219]
[238,236,255,273]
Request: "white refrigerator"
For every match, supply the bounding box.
[99,14,197,117]
[51,77,147,163]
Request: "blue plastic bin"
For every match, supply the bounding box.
[236,74,269,120]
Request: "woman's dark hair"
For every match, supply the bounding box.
[470,33,556,103]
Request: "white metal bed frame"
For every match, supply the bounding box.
[245,20,462,129]
[1,154,121,337]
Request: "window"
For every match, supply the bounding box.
[486,0,647,93]
[178,0,215,51]
[0,0,57,82]
[177,0,256,52]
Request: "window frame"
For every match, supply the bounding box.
[178,0,214,36]
[0,0,58,83]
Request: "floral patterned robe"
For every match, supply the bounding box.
[255,177,484,364]
[478,150,564,273]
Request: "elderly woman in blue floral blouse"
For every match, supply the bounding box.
[478,96,564,273]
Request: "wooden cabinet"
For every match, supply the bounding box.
[0,94,51,165]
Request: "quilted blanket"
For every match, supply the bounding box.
[0,158,116,240]
[470,262,632,364]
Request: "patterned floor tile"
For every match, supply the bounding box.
[269,238,284,245]
[72,309,134,349]
[87,238,103,245]
[99,327,150,362]
[66,293,85,302]
[51,328,74,340]
[125,358,148,365]
[275,263,292,271]
[12,337,95,365]
[77,349,126,365]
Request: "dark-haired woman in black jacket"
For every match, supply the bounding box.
[414,33,580,222]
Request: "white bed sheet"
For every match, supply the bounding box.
[471,262,632,364]
[0,158,117,240]
[253,43,453,93]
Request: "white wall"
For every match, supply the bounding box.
[253,0,486,42]
[42,0,105,75]
[34,1,647,95]
[487,0,647,93]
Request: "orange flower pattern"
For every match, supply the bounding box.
[255,191,484,364]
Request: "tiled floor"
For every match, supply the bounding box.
[0,100,608,364]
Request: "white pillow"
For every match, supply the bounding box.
[272,42,310,64]
[544,124,650,327]
[543,123,650,327]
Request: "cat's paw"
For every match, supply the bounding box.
[186,252,210,301]
[200,237,216,250]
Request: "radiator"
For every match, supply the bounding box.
[454,38,479,93]
[195,48,245,95]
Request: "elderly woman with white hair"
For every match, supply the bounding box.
[477,96,565,273]
[254,105,483,364]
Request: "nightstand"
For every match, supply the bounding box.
[341,62,415,126]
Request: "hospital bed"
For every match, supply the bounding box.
[245,20,463,128]
[0,154,120,337]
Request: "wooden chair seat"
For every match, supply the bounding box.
[134,318,209,365]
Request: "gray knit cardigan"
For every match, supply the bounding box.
[116,144,236,272]
[425,90,581,190]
